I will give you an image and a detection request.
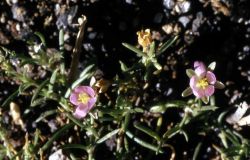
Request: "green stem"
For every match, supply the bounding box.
[87,147,94,160]
[179,112,188,127]
[198,99,202,108]
[88,116,95,160]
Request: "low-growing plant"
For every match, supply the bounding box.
[0,16,250,160]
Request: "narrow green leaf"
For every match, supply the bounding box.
[31,97,46,107]
[35,109,57,123]
[153,61,162,70]
[182,87,192,97]
[150,101,187,113]
[192,142,202,160]
[163,125,180,140]
[31,79,49,106]
[148,41,155,58]
[122,43,147,57]
[124,136,129,152]
[79,64,95,78]
[41,123,74,152]
[96,129,120,144]
[132,108,144,113]
[194,105,218,112]
[122,113,131,132]
[186,69,195,78]
[1,89,19,107]
[18,83,32,94]
[214,81,225,89]
[201,96,209,104]
[61,144,87,151]
[48,69,58,93]
[119,60,128,72]
[224,130,240,145]
[208,62,216,71]
[34,32,46,47]
[212,144,224,154]
[125,130,163,153]
[219,131,229,148]
[34,129,41,146]
[156,36,178,55]
[181,130,189,142]
[217,110,230,124]
[59,29,64,53]
[134,122,160,141]
[50,69,58,85]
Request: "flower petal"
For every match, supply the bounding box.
[190,77,204,98]
[70,92,79,105]
[194,61,206,77]
[204,85,215,97]
[75,86,95,97]
[189,76,198,89]
[206,71,216,84]
[73,105,89,119]
[87,97,97,110]
[192,87,205,98]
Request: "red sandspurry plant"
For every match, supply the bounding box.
[182,61,225,104]
[1,14,250,159]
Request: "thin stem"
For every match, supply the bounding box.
[87,116,96,160]
[198,99,202,108]
[87,147,94,160]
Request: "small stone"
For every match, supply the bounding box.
[192,12,204,33]
[163,0,175,9]
[11,5,27,22]
[176,1,191,14]
[49,149,69,160]
[88,32,97,39]
[243,46,250,52]
[125,0,133,4]
[179,16,190,27]
[0,13,7,23]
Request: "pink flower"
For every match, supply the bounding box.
[182,61,225,104]
[70,86,97,119]
[190,61,216,98]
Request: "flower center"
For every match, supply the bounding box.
[196,78,209,89]
[78,93,90,104]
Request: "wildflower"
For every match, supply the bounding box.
[182,61,225,104]
[137,29,152,52]
[70,86,97,119]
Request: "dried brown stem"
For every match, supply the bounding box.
[68,15,87,85]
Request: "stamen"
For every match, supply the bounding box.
[78,93,90,104]
[196,78,209,89]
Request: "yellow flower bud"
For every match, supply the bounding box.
[137,29,152,52]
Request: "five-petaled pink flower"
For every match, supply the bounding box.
[70,86,97,119]
[190,61,216,98]
[182,61,225,104]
